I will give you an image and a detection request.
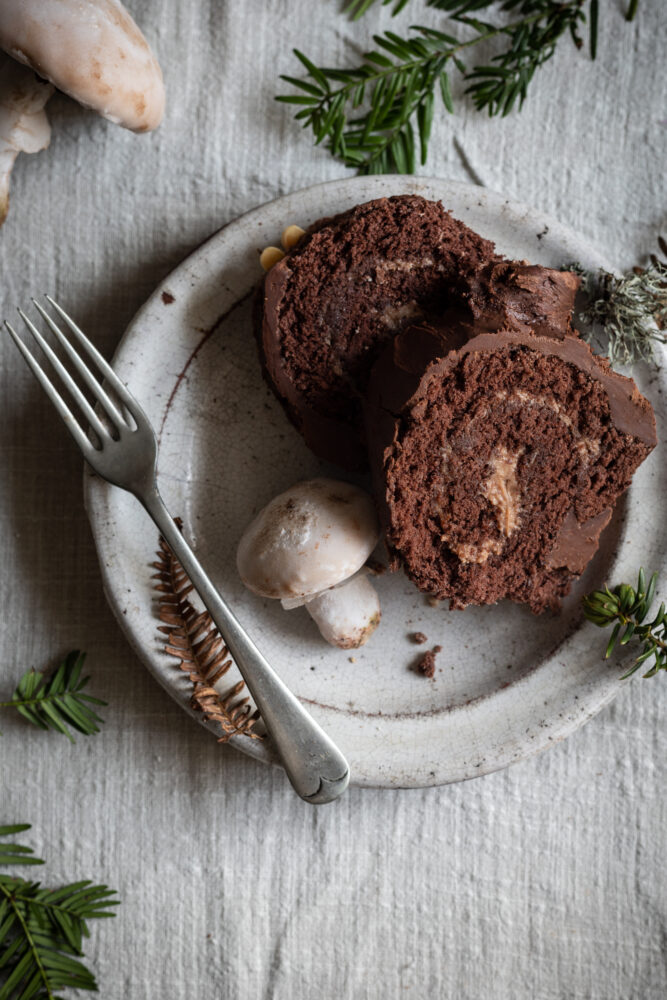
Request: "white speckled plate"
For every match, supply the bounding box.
[84,177,666,788]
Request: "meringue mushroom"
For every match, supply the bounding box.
[0,0,164,224]
[237,478,382,649]
[306,575,381,650]
[0,57,52,225]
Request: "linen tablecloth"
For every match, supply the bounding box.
[1,2,666,996]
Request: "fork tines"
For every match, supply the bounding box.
[5,296,132,452]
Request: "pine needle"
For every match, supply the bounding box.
[0,653,105,743]
[345,0,412,19]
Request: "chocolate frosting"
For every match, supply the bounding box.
[456,260,581,340]
[368,325,657,447]
[546,508,613,575]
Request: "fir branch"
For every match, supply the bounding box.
[153,529,262,743]
[0,824,118,999]
[281,1,598,172]
[582,569,666,678]
[0,652,105,743]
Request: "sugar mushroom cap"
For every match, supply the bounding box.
[0,0,165,133]
[237,478,380,600]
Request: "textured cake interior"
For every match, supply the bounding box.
[278,197,493,412]
[384,344,652,612]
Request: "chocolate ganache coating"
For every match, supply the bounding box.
[365,324,656,612]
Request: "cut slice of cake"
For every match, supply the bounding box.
[365,324,656,612]
[257,194,497,468]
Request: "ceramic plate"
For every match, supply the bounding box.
[84,176,666,788]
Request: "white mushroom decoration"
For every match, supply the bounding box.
[0,59,52,226]
[237,478,382,650]
[0,0,165,225]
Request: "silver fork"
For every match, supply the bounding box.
[6,296,350,805]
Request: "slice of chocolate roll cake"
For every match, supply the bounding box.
[257,194,581,470]
[366,325,656,612]
[257,195,497,469]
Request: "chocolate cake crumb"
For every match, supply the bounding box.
[412,632,428,644]
[415,647,439,678]
[433,645,442,653]
[161,291,175,304]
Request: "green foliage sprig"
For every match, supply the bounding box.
[343,0,639,24]
[0,652,105,742]
[278,1,607,173]
[583,569,666,678]
[0,824,118,999]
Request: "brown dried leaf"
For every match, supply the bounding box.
[153,527,263,743]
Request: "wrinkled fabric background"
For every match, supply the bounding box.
[1,2,666,997]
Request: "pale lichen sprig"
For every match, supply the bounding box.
[580,261,667,367]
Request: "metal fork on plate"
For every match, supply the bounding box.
[6,297,350,805]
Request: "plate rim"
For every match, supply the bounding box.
[83,174,664,788]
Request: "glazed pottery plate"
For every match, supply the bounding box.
[84,176,666,788]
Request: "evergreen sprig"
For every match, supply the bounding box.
[0,824,118,999]
[0,653,105,742]
[279,1,601,173]
[582,569,666,678]
[344,0,639,24]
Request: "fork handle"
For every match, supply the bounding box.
[138,486,350,805]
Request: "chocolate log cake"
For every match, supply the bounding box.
[256,195,581,469]
[256,193,657,612]
[365,325,656,612]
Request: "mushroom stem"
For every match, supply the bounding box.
[0,56,52,225]
[306,575,381,650]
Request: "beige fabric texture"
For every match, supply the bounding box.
[1,1,666,997]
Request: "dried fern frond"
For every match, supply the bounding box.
[153,528,262,743]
